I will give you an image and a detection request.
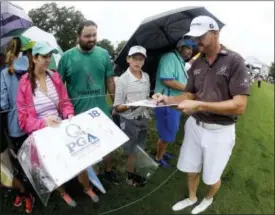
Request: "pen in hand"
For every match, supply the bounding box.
[156,89,166,106]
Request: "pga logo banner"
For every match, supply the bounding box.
[65,110,101,156]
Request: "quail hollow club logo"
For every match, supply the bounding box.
[65,124,100,156]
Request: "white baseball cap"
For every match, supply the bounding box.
[185,16,219,37]
[128,45,147,58]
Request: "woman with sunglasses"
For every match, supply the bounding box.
[16,41,99,207]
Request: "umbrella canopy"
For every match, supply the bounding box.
[115,6,225,87]
[0,1,33,37]
[1,26,63,70]
[1,28,30,52]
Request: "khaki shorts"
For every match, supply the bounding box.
[120,117,148,156]
[1,149,14,187]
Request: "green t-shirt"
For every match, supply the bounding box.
[57,46,114,116]
[154,51,188,96]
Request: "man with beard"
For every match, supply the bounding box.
[58,20,119,184]
[152,16,250,214]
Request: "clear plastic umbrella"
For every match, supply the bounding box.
[135,146,159,180]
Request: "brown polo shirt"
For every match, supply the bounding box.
[185,46,250,125]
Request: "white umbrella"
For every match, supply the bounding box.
[22,26,63,69]
[1,26,63,69]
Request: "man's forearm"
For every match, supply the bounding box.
[167,92,195,104]
[198,98,247,115]
[107,77,115,102]
[163,80,185,91]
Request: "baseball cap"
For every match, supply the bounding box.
[128,45,147,58]
[32,41,58,56]
[176,38,197,48]
[185,16,219,37]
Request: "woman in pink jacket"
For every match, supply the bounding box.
[16,41,99,207]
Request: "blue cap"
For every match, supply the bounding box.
[176,38,197,48]
[32,41,58,56]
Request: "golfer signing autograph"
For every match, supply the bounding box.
[152,16,250,214]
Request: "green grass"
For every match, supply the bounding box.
[1,82,274,214]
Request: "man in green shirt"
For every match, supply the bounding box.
[58,20,119,184]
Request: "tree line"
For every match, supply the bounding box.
[269,62,274,79]
[28,2,127,58]
[29,3,274,78]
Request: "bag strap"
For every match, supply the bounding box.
[38,87,61,113]
[37,72,62,117]
[173,51,188,80]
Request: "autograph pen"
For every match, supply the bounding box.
[156,89,166,106]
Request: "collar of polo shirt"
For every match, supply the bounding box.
[127,68,146,82]
[199,44,229,61]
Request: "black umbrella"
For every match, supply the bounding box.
[114,6,225,91]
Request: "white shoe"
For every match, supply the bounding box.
[191,198,213,214]
[172,198,198,211]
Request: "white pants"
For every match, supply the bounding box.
[177,116,235,185]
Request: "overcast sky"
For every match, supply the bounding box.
[13,1,274,65]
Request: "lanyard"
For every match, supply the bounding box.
[173,51,188,80]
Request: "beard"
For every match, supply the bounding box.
[79,40,96,51]
[198,36,217,54]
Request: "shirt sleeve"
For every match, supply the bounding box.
[113,78,126,106]
[158,55,175,80]
[0,70,9,110]
[105,51,115,78]
[16,79,46,134]
[229,54,250,96]
[184,64,196,94]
